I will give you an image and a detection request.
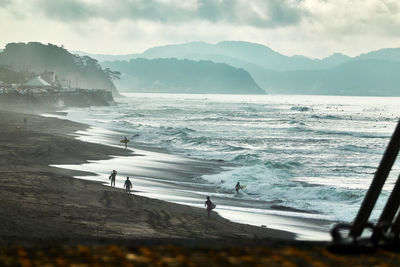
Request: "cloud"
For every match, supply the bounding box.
[249,0,304,27]
[2,0,400,58]
[0,0,11,8]
[4,0,400,32]
[196,0,304,27]
[301,0,400,36]
[27,0,306,28]
[37,0,95,22]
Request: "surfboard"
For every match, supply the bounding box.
[211,203,216,210]
[120,139,130,144]
[240,185,247,189]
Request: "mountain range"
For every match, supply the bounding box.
[79,41,400,96]
[102,58,264,94]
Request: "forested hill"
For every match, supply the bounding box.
[102,58,265,94]
[87,41,400,96]
[0,42,120,96]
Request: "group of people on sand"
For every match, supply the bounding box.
[114,135,244,218]
[109,169,244,218]
[109,170,133,193]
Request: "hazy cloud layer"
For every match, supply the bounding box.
[0,0,11,5]
[4,0,399,32]
[37,0,95,22]
[303,0,400,35]
[1,0,400,57]
[4,0,400,30]
[6,0,305,27]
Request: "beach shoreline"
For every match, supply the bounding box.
[0,109,297,246]
[51,106,333,241]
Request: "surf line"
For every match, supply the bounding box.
[55,125,329,240]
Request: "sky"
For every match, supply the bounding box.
[1,0,400,58]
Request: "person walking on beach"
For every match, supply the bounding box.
[205,196,215,218]
[109,170,117,187]
[124,176,133,194]
[123,136,128,149]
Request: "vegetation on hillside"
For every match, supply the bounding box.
[0,66,32,84]
[0,42,120,95]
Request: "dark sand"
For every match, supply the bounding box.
[0,109,294,246]
[2,109,399,266]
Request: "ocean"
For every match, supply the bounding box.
[64,93,400,224]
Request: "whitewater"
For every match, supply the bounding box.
[64,93,400,225]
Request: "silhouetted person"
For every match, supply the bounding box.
[109,170,117,187]
[124,176,132,193]
[235,182,241,193]
[205,196,214,218]
[124,136,128,149]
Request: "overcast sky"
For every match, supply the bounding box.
[1,0,400,58]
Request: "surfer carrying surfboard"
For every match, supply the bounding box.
[123,136,129,149]
[235,182,246,193]
[235,182,241,193]
[204,196,216,218]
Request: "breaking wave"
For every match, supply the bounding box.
[68,94,400,222]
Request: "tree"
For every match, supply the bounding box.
[104,68,121,81]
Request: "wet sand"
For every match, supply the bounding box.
[0,109,295,245]
[51,123,332,240]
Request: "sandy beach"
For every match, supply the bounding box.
[2,109,400,266]
[0,109,295,245]
[52,124,332,241]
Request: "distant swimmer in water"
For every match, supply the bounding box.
[204,196,215,218]
[124,176,132,193]
[109,170,117,187]
[235,182,241,193]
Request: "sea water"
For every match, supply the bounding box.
[65,93,400,223]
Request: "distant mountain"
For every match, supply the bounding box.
[82,41,338,70]
[135,42,400,96]
[74,50,137,62]
[321,53,352,65]
[262,59,400,96]
[83,41,400,96]
[131,41,359,93]
[102,58,265,94]
[82,41,400,70]
[357,48,400,62]
[0,42,120,96]
[138,41,353,71]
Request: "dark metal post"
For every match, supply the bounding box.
[372,173,400,240]
[390,210,400,235]
[349,121,400,238]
